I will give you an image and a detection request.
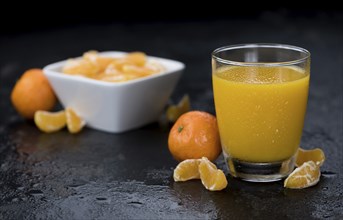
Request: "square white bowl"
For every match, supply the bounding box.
[43,51,184,133]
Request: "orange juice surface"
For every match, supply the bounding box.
[213,66,309,162]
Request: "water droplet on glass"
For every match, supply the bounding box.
[12,197,19,202]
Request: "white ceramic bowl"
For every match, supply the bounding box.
[43,51,184,133]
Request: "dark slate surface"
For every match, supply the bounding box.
[0,11,342,219]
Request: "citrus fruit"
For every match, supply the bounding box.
[11,69,57,119]
[125,52,147,66]
[166,95,191,123]
[168,111,221,162]
[173,159,201,182]
[199,157,228,191]
[62,51,163,83]
[122,65,154,76]
[284,161,320,189]
[63,59,99,77]
[295,147,325,167]
[83,50,113,72]
[66,108,86,134]
[34,110,66,133]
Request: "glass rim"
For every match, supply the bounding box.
[212,43,311,67]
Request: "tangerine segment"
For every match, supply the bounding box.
[63,59,99,77]
[125,52,147,66]
[62,51,164,83]
[284,161,320,189]
[122,65,154,76]
[296,148,325,167]
[199,157,227,191]
[166,95,191,123]
[83,51,113,72]
[34,110,66,133]
[66,108,86,134]
[173,159,201,182]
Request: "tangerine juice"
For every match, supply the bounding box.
[212,66,309,162]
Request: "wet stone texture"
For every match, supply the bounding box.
[0,12,342,219]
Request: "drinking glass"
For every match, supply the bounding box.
[212,44,310,182]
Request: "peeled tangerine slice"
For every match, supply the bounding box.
[166,94,191,123]
[199,157,228,191]
[66,108,86,134]
[295,147,325,167]
[125,52,147,66]
[34,110,66,133]
[284,161,320,189]
[173,159,201,182]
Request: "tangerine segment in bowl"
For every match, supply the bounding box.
[62,51,165,82]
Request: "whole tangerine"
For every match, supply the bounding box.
[168,111,221,162]
[11,69,57,119]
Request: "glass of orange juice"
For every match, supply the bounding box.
[212,44,310,182]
